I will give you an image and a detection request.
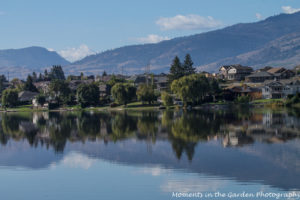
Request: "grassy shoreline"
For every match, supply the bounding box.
[1,99,299,112]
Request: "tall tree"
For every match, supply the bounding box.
[136,84,157,105]
[171,74,210,106]
[32,72,37,82]
[23,75,38,92]
[183,54,196,75]
[102,71,107,76]
[49,80,71,105]
[111,83,136,105]
[50,65,65,80]
[2,89,18,108]
[168,56,184,83]
[77,83,100,108]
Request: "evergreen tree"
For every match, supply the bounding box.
[49,65,65,80]
[32,72,37,82]
[102,71,107,76]
[168,56,184,83]
[23,75,38,92]
[183,54,196,75]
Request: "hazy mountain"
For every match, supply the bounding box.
[66,11,300,75]
[199,32,300,71]
[0,46,70,79]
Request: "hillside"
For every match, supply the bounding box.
[65,11,300,75]
[199,32,300,72]
[0,46,70,79]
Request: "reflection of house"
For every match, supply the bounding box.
[219,65,253,81]
[222,131,254,147]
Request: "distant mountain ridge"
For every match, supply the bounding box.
[66,11,300,75]
[2,12,300,78]
[0,46,70,79]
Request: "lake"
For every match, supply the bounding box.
[0,107,300,200]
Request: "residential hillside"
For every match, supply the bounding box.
[0,47,70,79]
[65,11,300,75]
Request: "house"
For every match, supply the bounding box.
[223,85,262,101]
[99,84,111,97]
[154,74,168,91]
[219,64,253,81]
[128,75,151,86]
[219,65,231,79]
[18,91,39,103]
[34,81,50,93]
[262,81,284,99]
[245,71,274,83]
[282,79,300,97]
[267,67,295,80]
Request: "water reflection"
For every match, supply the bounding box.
[0,108,300,191]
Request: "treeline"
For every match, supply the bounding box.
[1,54,222,109]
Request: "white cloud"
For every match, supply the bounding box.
[156,14,222,31]
[282,6,300,14]
[256,13,263,20]
[137,34,170,44]
[61,152,96,169]
[136,166,171,176]
[47,48,55,52]
[58,44,95,62]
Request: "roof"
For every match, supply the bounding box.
[18,91,39,102]
[267,67,285,74]
[246,71,273,78]
[229,65,253,71]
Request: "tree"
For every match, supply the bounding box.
[77,83,100,108]
[49,80,71,105]
[183,54,196,75]
[102,71,107,76]
[136,84,157,105]
[2,89,18,108]
[49,65,65,80]
[32,72,37,82]
[0,75,7,93]
[171,74,210,106]
[168,56,184,83]
[36,94,46,106]
[23,75,38,92]
[161,92,173,107]
[111,83,136,105]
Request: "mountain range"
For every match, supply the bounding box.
[1,11,300,79]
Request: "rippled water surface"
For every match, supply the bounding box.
[0,107,300,199]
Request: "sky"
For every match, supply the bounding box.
[1,0,300,62]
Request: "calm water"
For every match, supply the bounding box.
[0,107,300,200]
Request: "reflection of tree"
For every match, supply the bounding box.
[137,112,159,143]
[78,112,101,139]
[111,113,137,141]
[47,112,75,152]
[1,113,32,141]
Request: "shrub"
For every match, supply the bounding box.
[161,92,173,107]
[235,95,250,104]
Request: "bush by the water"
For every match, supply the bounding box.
[235,95,250,104]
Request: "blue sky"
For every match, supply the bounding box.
[1,0,300,61]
